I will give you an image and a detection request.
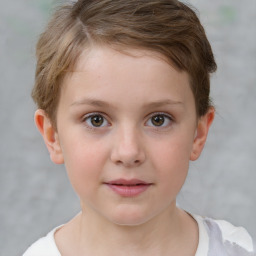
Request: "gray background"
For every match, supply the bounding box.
[0,0,255,255]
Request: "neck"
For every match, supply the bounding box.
[70,204,197,256]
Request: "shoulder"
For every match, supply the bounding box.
[214,218,254,250]
[23,226,62,256]
[195,215,255,255]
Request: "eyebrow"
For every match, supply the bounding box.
[143,99,183,108]
[70,98,113,108]
[70,98,183,108]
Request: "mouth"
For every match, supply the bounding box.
[104,179,153,197]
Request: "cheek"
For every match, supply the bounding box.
[151,134,193,168]
[61,137,109,196]
[150,136,192,189]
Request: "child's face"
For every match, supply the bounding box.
[36,46,213,226]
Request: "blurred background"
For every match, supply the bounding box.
[0,0,255,255]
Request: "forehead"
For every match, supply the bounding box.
[60,46,194,110]
[75,45,174,69]
[65,45,189,86]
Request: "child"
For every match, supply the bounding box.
[23,0,255,255]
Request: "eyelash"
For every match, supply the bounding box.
[145,112,173,128]
[82,112,174,129]
[82,112,110,129]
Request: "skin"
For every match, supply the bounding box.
[35,46,214,256]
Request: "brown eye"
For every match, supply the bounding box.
[152,115,165,126]
[91,115,104,127]
[146,114,172,127]
[84,114,108,128]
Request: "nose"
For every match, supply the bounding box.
[110,126,146,167]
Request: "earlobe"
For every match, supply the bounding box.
[190,107,215,161]
[34,109,64,164]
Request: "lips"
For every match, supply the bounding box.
[104,179,152,197]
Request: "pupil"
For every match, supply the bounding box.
[152,115,164,126]
[92,115,103,126]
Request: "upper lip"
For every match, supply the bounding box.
[105,179,152,186]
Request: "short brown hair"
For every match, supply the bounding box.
[32,0,217,127]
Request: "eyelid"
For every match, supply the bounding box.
[147,112,174,121]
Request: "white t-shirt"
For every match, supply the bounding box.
[23,214,255,256]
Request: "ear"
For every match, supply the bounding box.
[34,109,64,164]
[190,107,215,161]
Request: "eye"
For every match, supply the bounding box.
[146,113,172,127]
[83,113,109,128]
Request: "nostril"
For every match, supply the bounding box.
[110,144,145,166]
[115,160,123,165]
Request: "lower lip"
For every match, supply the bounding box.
[106,184,151,197]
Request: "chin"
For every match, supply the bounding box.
[106,208,155,227]
[111,218,150,227]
